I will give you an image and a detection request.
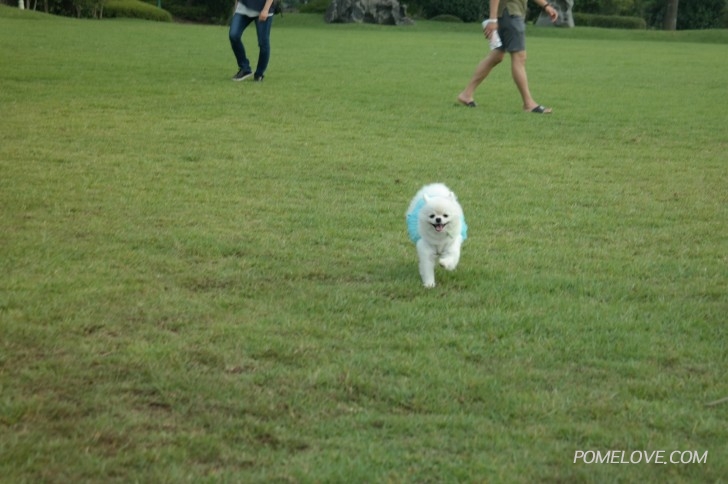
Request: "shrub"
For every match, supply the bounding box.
[139,0,231,24]
[573,12,646,29]
[643,0,728,30]
[105,0,172,21]
[421,0,483,23]
[573,0,639,16]
[164,5,206,22]
[673,0,726,29]
[300,0,328,14]
[429,14,463,22]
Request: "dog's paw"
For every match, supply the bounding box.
[422,280,436,288]
[439,257,458,271]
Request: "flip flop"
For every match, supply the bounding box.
[529,105,552,114]
[457,99,477,108]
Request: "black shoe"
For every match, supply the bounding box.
[232,69,253,81]
[254,74,264,82]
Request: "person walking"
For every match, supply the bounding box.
[457,0,558,113]
[229,0,276,82]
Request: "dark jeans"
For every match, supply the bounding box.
[229,13,273,77]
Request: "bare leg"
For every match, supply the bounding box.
[457,49,505,105]
[510,50,551,113]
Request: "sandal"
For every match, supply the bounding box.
[529,105,552,114]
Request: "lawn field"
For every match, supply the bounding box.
[1,6,727,482]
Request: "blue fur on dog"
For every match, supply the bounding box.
[407,197,468,243]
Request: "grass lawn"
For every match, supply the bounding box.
[1,6,727,482]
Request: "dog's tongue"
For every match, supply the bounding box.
[435,224,444,232]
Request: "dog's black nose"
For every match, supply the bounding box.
[435,217,441,223]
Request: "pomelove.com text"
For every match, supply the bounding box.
[573,450,707,465]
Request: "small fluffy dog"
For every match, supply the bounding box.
[406,183,467,287]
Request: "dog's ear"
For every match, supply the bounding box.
[448,191,456,200]
[424,194,432,204]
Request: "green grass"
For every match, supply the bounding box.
[1,6,727,482]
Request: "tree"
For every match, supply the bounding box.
[664,0,678,30]
[19,0,25,9]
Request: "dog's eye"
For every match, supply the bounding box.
[443,214,449,218]
[429,214,435,219]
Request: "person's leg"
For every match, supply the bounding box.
[510,50,535,110]
[253,16,273,79]
[229,14,254,75]
[500,11,551,113]
[457,48,505,106]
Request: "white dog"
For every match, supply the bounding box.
[406,183,467,287]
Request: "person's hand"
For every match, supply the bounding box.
[483,20,497,40]
[544,4,558,23]
[259,8,269,20]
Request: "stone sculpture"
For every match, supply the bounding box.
[325,0,413,26]
[535,0,574,27]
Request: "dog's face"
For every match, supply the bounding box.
[419,194,460,236]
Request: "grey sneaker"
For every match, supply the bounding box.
[232,69,253,81]
[253,74,264,82]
